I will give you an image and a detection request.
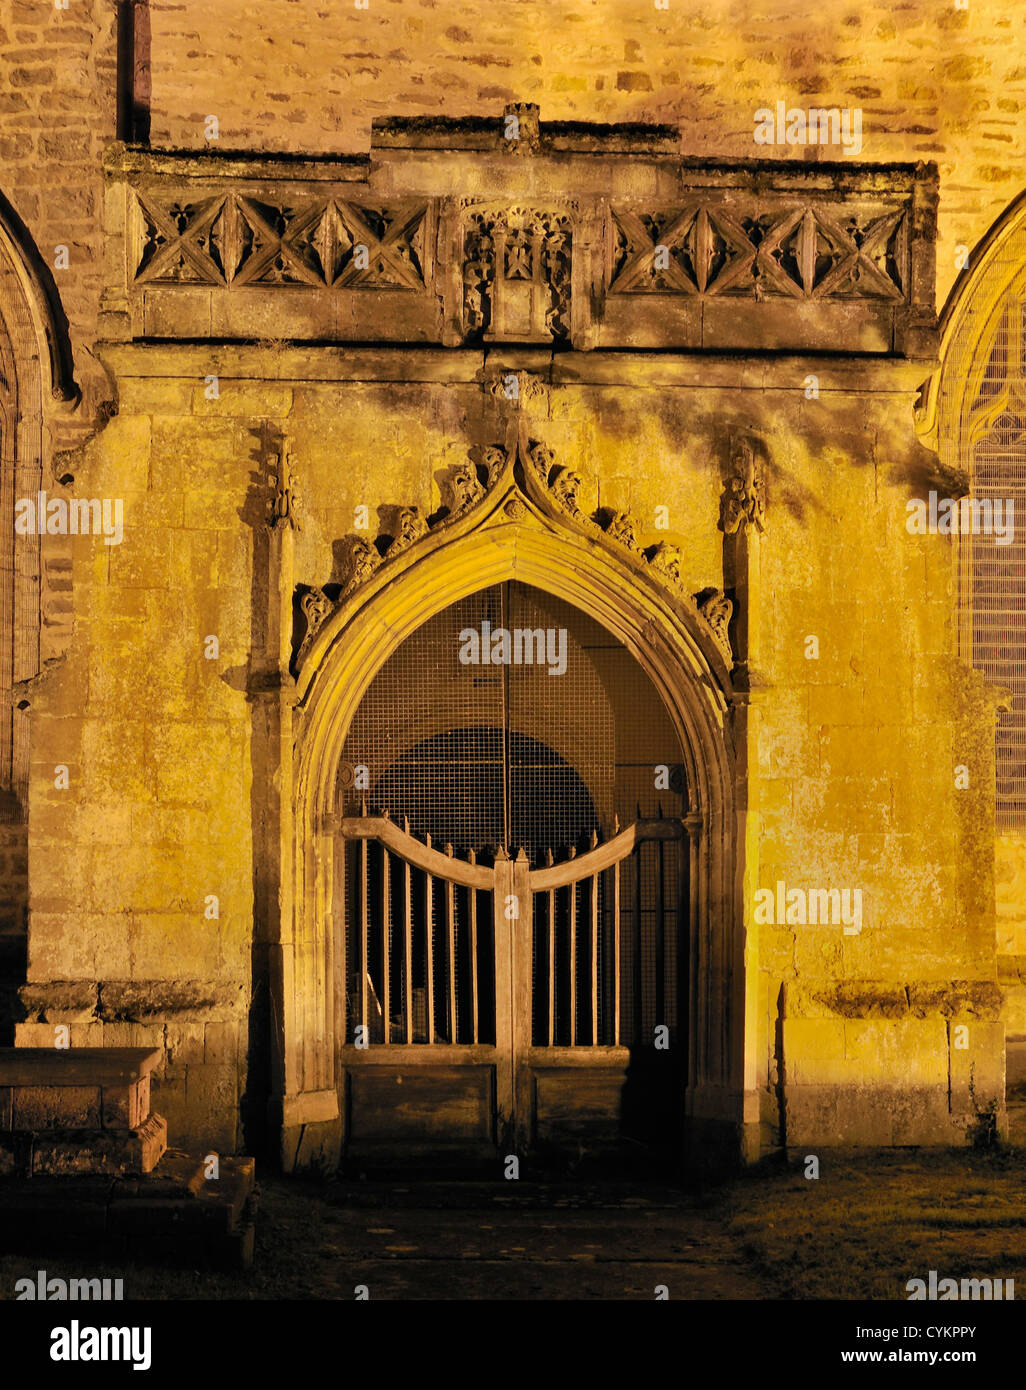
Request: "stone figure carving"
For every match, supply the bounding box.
[648,542,683,584]
[300,586,333,632]
[549,466,583,517]
[500,102,541,156]
[603,509,640,552]
[387,506,428,554]
[269,447,301,531]
[342,537,381,596]
[720,438,766,534]
[442,463,486,518]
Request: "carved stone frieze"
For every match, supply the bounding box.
[609,204,909,301]
[134,194,428,290]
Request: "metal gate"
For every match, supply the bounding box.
[338,807,685,1156]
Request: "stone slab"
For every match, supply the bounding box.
[0,1149,257,1270]
[0,1047,162,1086]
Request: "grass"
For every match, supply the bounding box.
[721,1147,1026,1299]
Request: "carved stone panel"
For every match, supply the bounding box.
[134,194,429,291]
[462,207,572,344]
[609,204,909,301]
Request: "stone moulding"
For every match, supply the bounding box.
[293,429,736,678]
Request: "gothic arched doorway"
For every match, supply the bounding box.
[333,581,689,1163]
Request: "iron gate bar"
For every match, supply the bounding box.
[525,818,685,888]
[469,847,479,1045]
[425,833,435,1045]
[403,846,413,1044]
[382,843,390,1044]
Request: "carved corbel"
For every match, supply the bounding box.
[601,509,640,552]
[341,536,381,597]
[696,588,734,665]
[500,102,541,156]
[296,585,336,662]
[648,541,684,585]
[385,506,428,555]
[488,369,545,405]
[549,465,584,518]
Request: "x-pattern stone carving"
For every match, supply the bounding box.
[609,203,908,300]
[134,193,428,289]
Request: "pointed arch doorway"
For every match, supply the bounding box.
[334,580,690,1164]
[284,442,749,1173]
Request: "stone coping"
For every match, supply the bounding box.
[0,1048,162,1087]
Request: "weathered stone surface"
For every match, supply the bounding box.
[18,981,98,1022]
[101,1076,150,1130]
[13,1084,102,1130]
[30,1113,167,1177]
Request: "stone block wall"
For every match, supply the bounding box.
[13,338,1003,1150]
[0,0,1020,1158]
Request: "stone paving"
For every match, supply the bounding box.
[254,1180,765,1300]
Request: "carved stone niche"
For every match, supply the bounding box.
[463,206,572,345]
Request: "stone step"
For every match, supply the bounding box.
[0,1149,258,1270]
[0,1048,161,1155]
[1,1113,167,1177]
[0,1047,161,1087]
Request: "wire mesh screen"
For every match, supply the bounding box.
[340,580,685,857]
[943,238,1026,830]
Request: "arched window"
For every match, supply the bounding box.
[933,206,1026,829]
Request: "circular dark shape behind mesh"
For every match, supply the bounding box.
[372,728,597,860]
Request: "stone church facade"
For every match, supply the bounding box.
[0,2,1024,1171]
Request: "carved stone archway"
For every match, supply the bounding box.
[276,425,753,1170]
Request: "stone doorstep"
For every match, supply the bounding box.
[0,1048,162,1087]
[24,1113,167,1177]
